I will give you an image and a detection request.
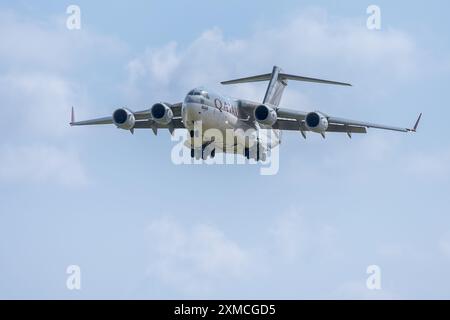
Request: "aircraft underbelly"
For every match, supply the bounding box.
[183,101,280,154]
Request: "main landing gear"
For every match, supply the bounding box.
[190,143,216,160]
[190,130,215,160]
[244,140,262,161]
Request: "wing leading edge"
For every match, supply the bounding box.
[69,104,183,131]
[70,107,113,126]
[238,101,421,135]
[274,107,421,134]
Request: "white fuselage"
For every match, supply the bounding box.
[181,87,280,154]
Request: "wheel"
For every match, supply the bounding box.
[211,149,216,158]
[194,149,202,160]
[260,152,267,162]
[256,142,260,161]
[190,130,194,138]
[244,148,250,160]
[190,148,195,158]
[201,144,209,161]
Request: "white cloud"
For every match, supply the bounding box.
[124,9,419,105]
[144,210,343,297]
[128,42,180,85]
[145,217,249,295]
[269,210,340,262]
[0,144,88,187]
[0,73,86,137]
[403,150,450,179]
[0,9,125,187]
[0,10,126,73]
[269,211,309,260]
[0,9,126,138]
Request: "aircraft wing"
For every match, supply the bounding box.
[274,107,421,133]
[133,118,184,130]
[273,119,368,134]
[69,115,114,126]
[70,103,183,132]
[238,101,421,135]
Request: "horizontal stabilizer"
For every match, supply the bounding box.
[221,71,351,87]
[221,73,273,85]
[279,73,351,86]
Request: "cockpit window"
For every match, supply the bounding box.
[188,89,209,99]
[201,91,209,99]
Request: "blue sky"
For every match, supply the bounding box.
[0,0,450,299]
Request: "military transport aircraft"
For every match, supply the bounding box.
[70,66,421,161]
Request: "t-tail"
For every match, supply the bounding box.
[221,65,351,106]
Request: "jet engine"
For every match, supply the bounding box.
[305,111,328,132]
[254,104,277,126]
[113,108,135,130]
[151,103,173,125]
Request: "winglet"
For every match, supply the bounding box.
[70,106,75,126]
[408,113,422,132]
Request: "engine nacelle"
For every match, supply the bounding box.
[305,111,329,132]
[113,108,135,130]
[151,103,173,125]
[254,104,277,126]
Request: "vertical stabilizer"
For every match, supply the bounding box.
[263,66,287,106]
